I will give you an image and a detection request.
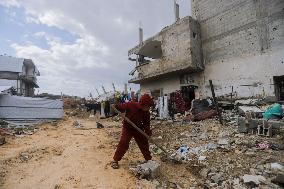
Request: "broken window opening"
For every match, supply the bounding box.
[137,40,162,60]
[193,32,197,39]
[274,76,284,101]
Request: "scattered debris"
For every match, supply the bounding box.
[73,120,82,128]
[242,174,266,185]
[270,163,284,171]
[271,174,284,187]
[96,122,104,129]
[19,152,31,162]
[0,137,5,146]
[238,106,263,117]
[256,141,270,149]
[171,146,190,163]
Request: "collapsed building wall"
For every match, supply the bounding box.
[191,0,284,99]
[129,16,203,84]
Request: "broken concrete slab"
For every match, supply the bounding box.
[235,99,260,106]
[270,163,284,171]
[242,174,266,185]
[211,173,223,184]
[199,168,210,179]
[238,106,263,117]
[132,160,161,180]
[218,138,229,145]
[237,117,284,134]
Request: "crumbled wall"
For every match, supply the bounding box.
[129,16,203,83]
[191,0,284,98]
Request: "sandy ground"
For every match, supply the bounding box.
[2,114,282,189]
[0,117,142,189]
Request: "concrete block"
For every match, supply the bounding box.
[133,160,161,180]
[242,174,266,185]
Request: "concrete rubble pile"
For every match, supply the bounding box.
[143,113,284,188]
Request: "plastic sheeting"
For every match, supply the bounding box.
[0,94,63,122]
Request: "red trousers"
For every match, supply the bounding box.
[113,126,152,161]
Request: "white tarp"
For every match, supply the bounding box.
[0,94,63,120]
[0,56,24,73]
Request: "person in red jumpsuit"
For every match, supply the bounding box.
[111,94,154,169]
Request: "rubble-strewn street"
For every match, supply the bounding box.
[0,116,137,189]
[1,109,283,189]
[1,0,284,188]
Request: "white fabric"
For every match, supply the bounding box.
[163,96,169,118]
[158,97,163,118]
[158,96,169,119]
[0,56,24,73]
[100,102,105,118]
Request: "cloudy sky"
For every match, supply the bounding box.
[0,0,191,97]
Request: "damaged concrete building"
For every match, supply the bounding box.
[0,55,63,125]
[128,0,284,101]
[0,55,40,97]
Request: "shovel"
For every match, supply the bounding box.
[112,106,172,160]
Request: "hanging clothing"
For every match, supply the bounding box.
[100,101,105,118]
[104,100,110,117]
[163,96,169,118]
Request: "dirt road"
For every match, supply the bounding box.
[0,117,141,189]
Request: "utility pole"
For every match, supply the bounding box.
[102,85,107,94]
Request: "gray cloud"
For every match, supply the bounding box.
[2,0,191,97]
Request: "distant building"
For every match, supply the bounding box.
[0,55,40,97]
[128,0,284,101]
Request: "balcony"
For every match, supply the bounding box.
[128,16,204,84]
[129,57,201,83]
